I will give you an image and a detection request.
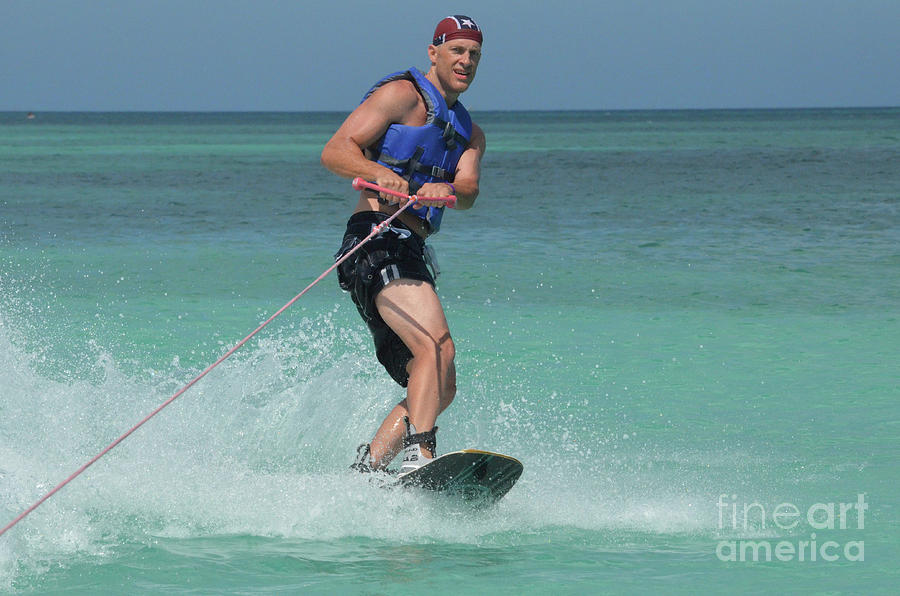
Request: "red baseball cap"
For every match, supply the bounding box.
[432,15,483,46]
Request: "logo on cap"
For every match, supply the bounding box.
[433,15,483,46]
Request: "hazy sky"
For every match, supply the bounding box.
[2,0,898,111]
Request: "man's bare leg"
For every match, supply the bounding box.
[367,279,457,469]
[368,359,457,468]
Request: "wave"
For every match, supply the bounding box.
[0,301,774,590]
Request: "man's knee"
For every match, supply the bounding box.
[444,365,457,399]
[408,331,454,366]
[439,334,456,367]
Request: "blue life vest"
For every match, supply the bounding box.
[363,67,472,233]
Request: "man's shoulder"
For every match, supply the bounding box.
[370,76,419,99]
[468,121,486,149]
[364,78,425,123]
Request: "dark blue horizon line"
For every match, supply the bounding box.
[3,105,898,115]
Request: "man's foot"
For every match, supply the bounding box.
[398,417,437,476]
[399,443,431,475]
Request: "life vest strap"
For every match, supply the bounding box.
[377,146,454,184]
[433,117,470,151]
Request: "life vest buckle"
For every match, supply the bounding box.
[441,120,458,150]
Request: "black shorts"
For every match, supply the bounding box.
[335,211,435,387]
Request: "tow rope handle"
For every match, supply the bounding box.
[352,177,457,208]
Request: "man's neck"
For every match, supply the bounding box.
[425,69,459,107]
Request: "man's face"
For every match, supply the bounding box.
[429,39,482,95]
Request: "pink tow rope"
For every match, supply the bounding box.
[0,179,455,538]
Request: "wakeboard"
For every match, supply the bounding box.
[396,449,523,505]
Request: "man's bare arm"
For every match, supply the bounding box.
[448,122,485,210]
[321,81,421,196]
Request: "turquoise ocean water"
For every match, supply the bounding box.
[1,109,898,593]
